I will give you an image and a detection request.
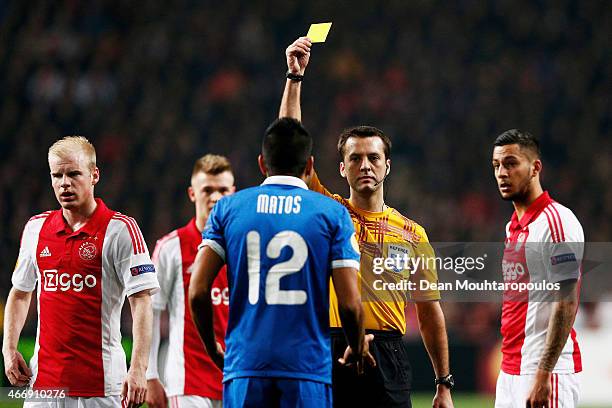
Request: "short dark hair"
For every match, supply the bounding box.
[262,118,313,176]
[337,126,392,160]
[494,129,541,158]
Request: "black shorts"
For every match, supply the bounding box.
[330,329,413,408]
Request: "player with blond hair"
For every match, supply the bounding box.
[3,136,159,407]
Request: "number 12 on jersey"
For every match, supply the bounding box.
[246,230,308,305]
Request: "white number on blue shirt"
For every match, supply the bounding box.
[246,230,308,305]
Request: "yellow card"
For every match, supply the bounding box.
[307,22,332,43]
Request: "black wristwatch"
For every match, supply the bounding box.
[286,71,304,82]
[435,374,454,390]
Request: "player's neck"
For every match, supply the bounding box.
[62,198,98,231]
[513,184,544,220]
[195,216,206,233]
[349,188,386,213]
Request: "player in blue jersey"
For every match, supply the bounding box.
[188,117,373,407]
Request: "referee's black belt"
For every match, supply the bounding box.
[330,328,403,340]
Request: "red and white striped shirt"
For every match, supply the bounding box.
[501,191,583,375]
[11,199,160,396]
[150,218,228,399]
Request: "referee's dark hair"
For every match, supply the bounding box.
[262,117,313,177]
[338,126,392,160]
[494,129,541,159]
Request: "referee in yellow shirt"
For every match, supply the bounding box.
[279,37,455,408]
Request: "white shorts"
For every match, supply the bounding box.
[495,371,581,408]
[167,395,222,408]
[23,395,121,408]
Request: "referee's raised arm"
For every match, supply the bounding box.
[279,37,311,121]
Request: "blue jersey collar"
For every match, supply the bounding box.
[262,175,308,190]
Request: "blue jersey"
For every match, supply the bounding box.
[202,176,360,384]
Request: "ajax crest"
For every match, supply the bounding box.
[79,241,98,261]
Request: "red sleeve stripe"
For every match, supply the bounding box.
[548,204,566,241]
[119,214,146,255]
[152,230,178,262]
[29,211,53,221]
[156,230,178,247]
[113,214,145,254]
[121,215,146,254]
[547,207,561,242]
[545,207,561,242]
[126,216,147,254]
[113,215,140,254]
[133,219,147,254]
[542,208,559,243]
[544,205,565,243]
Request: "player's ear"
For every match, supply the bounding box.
[304,156,314,176]
[91,167,100,185]
[227,173,237,194]
[187,186,196,203]
[258,154,268,177]
[339,161,346,178]
[302,156,314,185]
[385,159,391,175]
[532,159,542,178]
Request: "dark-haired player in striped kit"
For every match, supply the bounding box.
[3,136,159,408]
[189,118,370,408]
[492,129,583,408]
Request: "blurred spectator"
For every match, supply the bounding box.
[0,0,610,345]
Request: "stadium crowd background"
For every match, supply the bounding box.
[0,0,610,400]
